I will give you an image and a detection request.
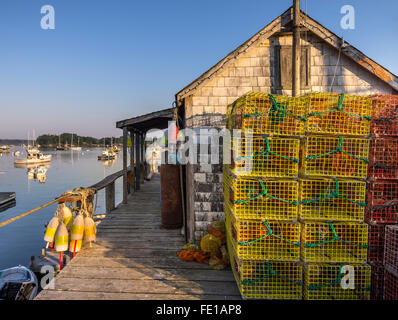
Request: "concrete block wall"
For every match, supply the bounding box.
[183,32,397,241]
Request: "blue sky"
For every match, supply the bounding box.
[0,0,397,138]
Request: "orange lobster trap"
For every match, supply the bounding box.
[368,137,398,180]
[223,166,299,220]
[366,181,398,224]
[299,178,366,222]
[225,207,301,261]
[370,94,398,137]
[226,134,300,178]
[366,222,386,265]
[227,239,303,300]
[303,263,371,300]
[304,92,371,136]
[301,222,369,264]
[226,91,306,136]
[302,135,369,179]
[371,264,385,301]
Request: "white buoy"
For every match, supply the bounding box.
[54,222,69,252]
[84,216,96,243]
[59,203,74,229]
[44,217,59,243]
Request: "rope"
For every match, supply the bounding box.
[243,94,307,122]
[235,136,299,163]
[241,262,302,286]
[300,180,366,207]
[237,221,301,247]
[307,93,372,121]
[305,136,369,163]
[234,180,298,206]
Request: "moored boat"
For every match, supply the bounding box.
[98,149,116,160]
[14,149,51,165]
[0,265,38,300]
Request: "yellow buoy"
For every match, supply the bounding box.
[69,239,82,253]
[44,217,59,243]
[54,222,69,252]
[70,214,84,240]
[84,216,96,243]
[59,203,74,229]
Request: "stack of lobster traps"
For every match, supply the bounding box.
[224,91,373,300]
[367,94,398,300]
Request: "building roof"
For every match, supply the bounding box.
[116,107,175,132]
[175,6,398,103]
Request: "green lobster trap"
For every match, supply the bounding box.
[226,134,300,178]
[301,222,368,264]
[302,135,369,179]
[299,178,366,222]
[223,166,299,220]
[225,206,301,261]
[226,91,306,136]
[305,92,371,136]
[303,263,371,300]
[227,239,303,300]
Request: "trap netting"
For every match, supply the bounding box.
[223,166,299,220]
[305,92,371,136]
[299,178,366,222]
[366,181,398,224]
[368,138,398,180]
[384,225,398,274]
[303,263,371,300]
[367,223,386,265]
[227,239,302,300]
[383,268,398,300]
[302,135,369,179]
[227,134,300,178]
[370,94,398,137]
[370,264,385,301]
[301,222,368,264]
[226,91,306,136]
[225,206,301,261]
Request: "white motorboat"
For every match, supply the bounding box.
[98,149,116,160]
[14,149,52,165]
[0,265,38,300]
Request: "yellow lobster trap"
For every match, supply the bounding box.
[226,91,306,136]
[305,92,372,136]
[227,239,303,300]
[302,135,369,179]
[223,166,299,220]
[299,179,366,222]
[303,263,371,300]
[301,222,368,264]
[226,134,300,178]
[225,207,301,261]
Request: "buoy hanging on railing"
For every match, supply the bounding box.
[59,203,74,229]
[54,222,69,252]
[70,214,84,256]
[84,215,96,245]
[44,216,59,246]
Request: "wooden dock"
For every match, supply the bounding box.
[36,175,240,300]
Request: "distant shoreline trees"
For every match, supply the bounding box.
[35,133,123,147]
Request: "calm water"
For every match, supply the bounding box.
[0,147,123,270]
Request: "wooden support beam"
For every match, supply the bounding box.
[105,181,115,214]
[130,131,136,192]
[135,132,141,191]
[122,127,128,204]
[292,0,301,97]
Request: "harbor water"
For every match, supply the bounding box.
[0,147,123,270]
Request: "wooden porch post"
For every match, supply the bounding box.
[135,132,141,190]
[130,130,136,192]
[292,0,301,97]
[122,127,128,204]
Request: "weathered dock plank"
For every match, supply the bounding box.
[36,175,240,300]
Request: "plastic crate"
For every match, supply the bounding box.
[366,181,398,224]
[367,223,386,265]
[302,135,369,179]
[384,225,398,274]
[368,138,398,180]
[226,91,306,136]
[371,264,385,301]
[227,238,302,300]
[303,263,371,300]
[227,135,300,178]
[299,178,366,222]
[225,207,301,261]
[371,94,398,137]
[301,222,368,264]
[223,167,299,220]
[305,92,371,136]
[383,267,398,300]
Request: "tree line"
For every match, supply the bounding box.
[36,133,123,147]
